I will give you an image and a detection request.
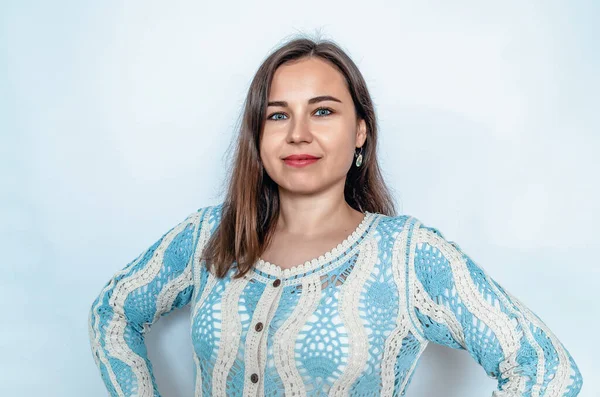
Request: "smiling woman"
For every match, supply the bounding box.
[88,36,583,397]
[261,57,367,202]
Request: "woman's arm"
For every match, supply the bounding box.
[87,207,208,397]
[406,219,583,396]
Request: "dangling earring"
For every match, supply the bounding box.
[355,146,364,167]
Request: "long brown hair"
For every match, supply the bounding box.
[201,34,398,279]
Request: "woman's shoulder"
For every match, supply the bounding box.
[175,202,225,237]
[196,201,225,216]
[375,212,449,243]
[195,202,226,228]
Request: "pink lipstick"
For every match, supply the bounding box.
[282,154,321,168]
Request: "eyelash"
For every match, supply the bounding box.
[267,107,334,121]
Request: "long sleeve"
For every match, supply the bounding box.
[87,208,206,397]
[406,220,583,396]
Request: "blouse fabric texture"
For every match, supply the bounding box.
[88,203,583,396]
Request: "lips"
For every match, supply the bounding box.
[282,154,321,168]
[283,154,320,160]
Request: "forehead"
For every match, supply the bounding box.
[268,57,348,101]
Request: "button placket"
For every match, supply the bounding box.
[243,277,284,396]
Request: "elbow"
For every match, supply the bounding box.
[565,352,583,395]
[88,297,100,342]
[88,293,119,346]
[556,340,583,395]
[543,346,584,396]
[88,297,103,365]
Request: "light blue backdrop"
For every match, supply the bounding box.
[2,1,598,396]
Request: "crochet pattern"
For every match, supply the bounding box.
[88,203,583,396]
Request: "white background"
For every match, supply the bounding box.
[2,0,598,396]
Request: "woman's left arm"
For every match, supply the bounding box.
[406,220,583,396]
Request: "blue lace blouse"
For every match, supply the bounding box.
[88,203,583,396]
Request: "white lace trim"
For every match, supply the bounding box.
[272,274,322,397]
[380,222,414,395]
[192,207,219,397]
[405,219,428,344]
[212,276,249,397]
[329,237,379,395]
[254,211,378,279]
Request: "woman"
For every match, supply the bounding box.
[88,37,583,396]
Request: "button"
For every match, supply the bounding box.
[272,278,281,287]
[254,322,263,332]
[250,373,259,383]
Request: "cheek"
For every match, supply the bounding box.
[259,139,280,169]
[320,136,355,167]
[337,147,356,170]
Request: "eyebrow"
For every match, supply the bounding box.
[267,95,342,107]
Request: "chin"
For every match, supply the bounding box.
[279,181,322,195]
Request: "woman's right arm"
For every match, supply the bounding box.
[87,207,208,397]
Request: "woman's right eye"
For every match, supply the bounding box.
[267,112,287,121]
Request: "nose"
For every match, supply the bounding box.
[286,114,312,143]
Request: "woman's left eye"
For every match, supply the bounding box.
[314,107,333,116]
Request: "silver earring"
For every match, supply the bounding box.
[355,147,363,167]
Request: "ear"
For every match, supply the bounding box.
[355,118,367,147]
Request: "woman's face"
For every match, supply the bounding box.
[260,57,367,196]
